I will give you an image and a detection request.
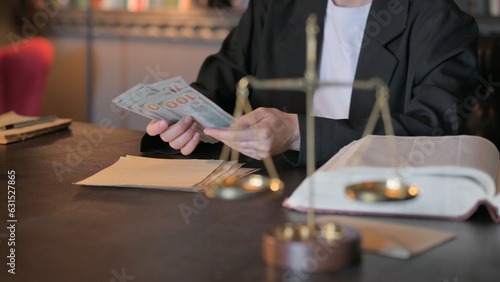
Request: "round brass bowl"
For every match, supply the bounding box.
[262,222,361,272]
[205,175,284,200]
[345,178,418,202]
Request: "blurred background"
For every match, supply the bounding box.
[0,0,498,135]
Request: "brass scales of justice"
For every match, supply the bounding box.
[204,14,419,272]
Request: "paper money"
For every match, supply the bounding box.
[112,76,235,144]
[147,76,189,92]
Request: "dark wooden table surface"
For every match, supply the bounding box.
[1,122,499,282]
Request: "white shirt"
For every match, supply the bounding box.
[313,1,372,119]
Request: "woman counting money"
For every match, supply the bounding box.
[146,0,478,166]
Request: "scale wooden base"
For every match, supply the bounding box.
[262,222,361,272]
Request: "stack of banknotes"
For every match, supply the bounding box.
[112,77,235,143]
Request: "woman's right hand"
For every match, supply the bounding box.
[146,116,201,155]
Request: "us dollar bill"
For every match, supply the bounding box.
[147,76,189,93]
[112,76,235,144]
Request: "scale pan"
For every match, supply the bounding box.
[205,175,284,200]
[345,178,418,202]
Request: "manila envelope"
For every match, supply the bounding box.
[316,215,456,259]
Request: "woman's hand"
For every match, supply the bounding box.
[204,107,300,160]
[146,116,201,155]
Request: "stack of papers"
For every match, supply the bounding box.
[75,155,259,192]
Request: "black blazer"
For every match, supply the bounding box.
[191,0,478,166]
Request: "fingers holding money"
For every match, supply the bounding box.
[178,131,201,155]
[146,120,169,136]
[167,121,198,148]
[146,116,201,155]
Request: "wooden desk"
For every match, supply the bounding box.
[1,122,499,281]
